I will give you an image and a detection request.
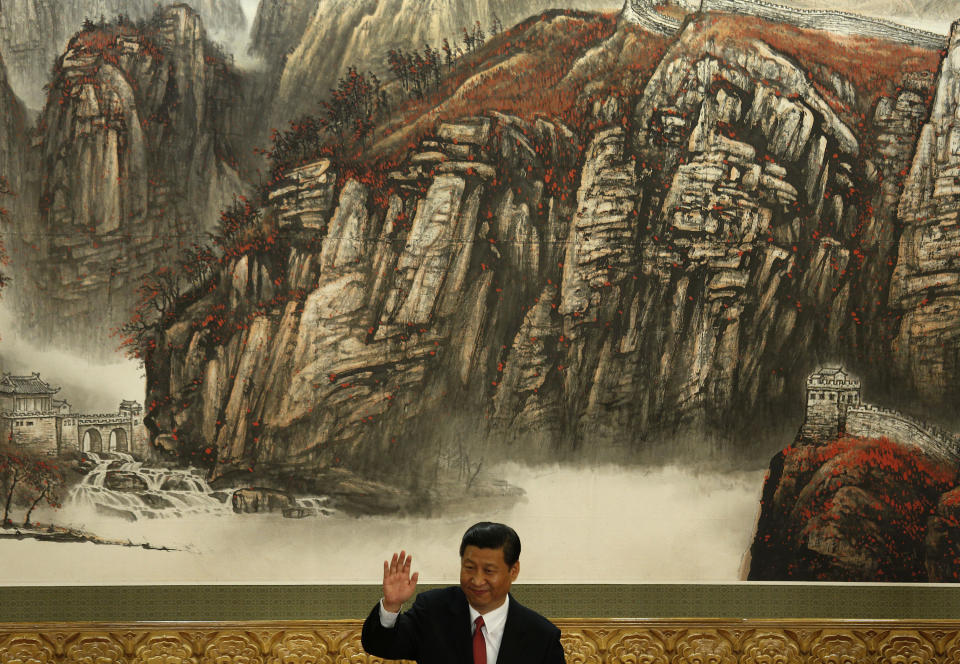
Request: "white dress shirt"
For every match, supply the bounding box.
[469,595,509,663]
[378,594,511,663]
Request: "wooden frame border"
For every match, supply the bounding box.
[1,617,959,662]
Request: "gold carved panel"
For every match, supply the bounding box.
[2,621,960,664]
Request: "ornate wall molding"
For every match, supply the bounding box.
[2,620,959,663]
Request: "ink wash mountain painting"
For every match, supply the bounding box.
[1,0,959,584]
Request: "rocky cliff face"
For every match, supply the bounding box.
[13,5,247,356]
[139,10,955,499]
[247,0,315,65]
[527,14,936,448]
[187,0,248,33]
[746,17,960,582]
[0,0,246,110]
[890,21,960,406]
[146,112,581,486]
[0,51,30,208]
[0,51,31,297]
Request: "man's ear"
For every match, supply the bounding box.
[509,560,520,581]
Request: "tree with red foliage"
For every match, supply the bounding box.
[749,435,959,581]
[388,49,409,91]
[473,21,486,49]
[118,196,271,363]
[21,458,64,527]
[423,44,441,88]
[354,115,377,148]
[408,50,427,99]
[325,67,384,140]
[117,266,183,364]
[178,243,217,295]
[211,197,267,258]
[462,26,475,54]
[140,267,181,322]
[268,115,327,175]
[0,444,28,527]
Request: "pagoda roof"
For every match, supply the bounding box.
[814,366,844,376]
[0,373,60,395]
[808,366,860,384]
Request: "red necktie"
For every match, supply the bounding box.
[473,616,486,664]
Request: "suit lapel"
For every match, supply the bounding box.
[497,595,527,664]
[447,587,474,663]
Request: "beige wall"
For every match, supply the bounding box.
[5,414,58,453]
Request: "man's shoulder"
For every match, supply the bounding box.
[508,596,561,636]
[412,586,464,608]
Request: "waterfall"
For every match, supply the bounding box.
[66,452,335,521]
[68,453,233,520]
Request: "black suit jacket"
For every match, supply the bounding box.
[361,586,565,664]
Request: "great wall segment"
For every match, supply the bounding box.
[623,0,948,49]
[801,366,960,461]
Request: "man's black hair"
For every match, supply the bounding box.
[459,522,521,566]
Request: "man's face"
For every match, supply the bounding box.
[459,545,519,614]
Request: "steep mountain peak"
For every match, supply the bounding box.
[123,0,950,494]
[0,0,246,110]
[934,18,960,119]
[159,3,206,37]
[248,0,318,60]
[11,4,247,357]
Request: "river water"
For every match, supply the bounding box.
[0,461,764,585]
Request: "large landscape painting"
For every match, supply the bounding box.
[1,0,959,585]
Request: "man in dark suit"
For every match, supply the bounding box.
[361,522,566,663]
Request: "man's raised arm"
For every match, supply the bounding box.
[381,550,419,614]
[361,550,420,659]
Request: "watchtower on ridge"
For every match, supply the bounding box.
[802,367,861,439]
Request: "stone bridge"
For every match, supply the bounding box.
[75,414,136,454]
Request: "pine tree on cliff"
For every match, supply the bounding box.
[409,51,426,99]
[387,49,409,91]
[423,43,441,87]
[473,22,486,48]
[442,38,453,71]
